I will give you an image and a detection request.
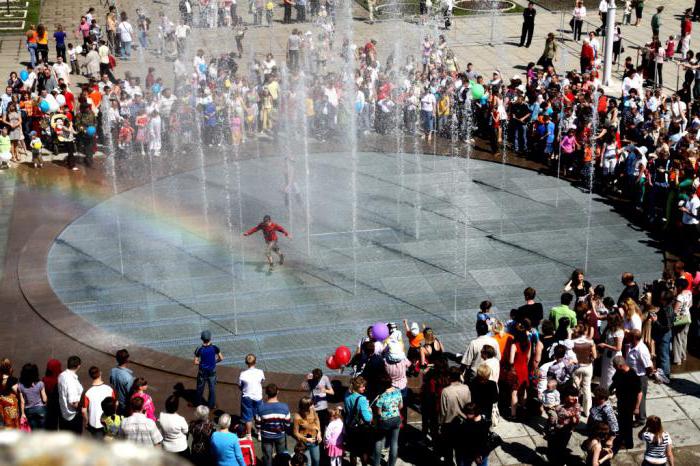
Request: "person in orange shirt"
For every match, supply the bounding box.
[403,319,424,375]
[26,25,38,68]
[36,24,49,64]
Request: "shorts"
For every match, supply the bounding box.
[0,152,10,162]
[265,240,280,257]
[241,396,263,422]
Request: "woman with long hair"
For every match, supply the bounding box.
[19,363,47,430]
[508,321,531,419]
[2,102,25,163]
[26,25,38,68]
[292,396,322,466]
[419,327,444,369]
[639,416,675,466]
[420,355,449,440]
[672,277,692,365]
[597,313,624,389]
[42,359,61,430]
[565,268,592,302]
[36,24,49,64]
[128,377,156,421]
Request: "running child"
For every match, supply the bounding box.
[243,215,290,271]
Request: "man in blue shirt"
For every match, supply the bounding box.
[255,384,291,466]
[194,330,223,408]
[109,349,134,415]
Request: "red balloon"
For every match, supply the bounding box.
[334,346,352,366]
[326,355,340,370]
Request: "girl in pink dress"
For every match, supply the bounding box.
[130,377,156,421]
[323,407,344,466]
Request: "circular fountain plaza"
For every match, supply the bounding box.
[46,150,662,373]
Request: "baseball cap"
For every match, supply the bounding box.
[201,330,212,342]
[410,322,420,336]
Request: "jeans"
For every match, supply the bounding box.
[654,330,672,377]
[25,405,47,430]
[373,417,400,466]
[262,436,287,466]
[139,31,148,49]
[196,368,217,408]
[122,41,132,59]
[304,442,320,466]
[56,45,66,62]
[27,43,37,67]
[513,122,527,153]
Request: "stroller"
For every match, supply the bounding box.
[48,114,76,156]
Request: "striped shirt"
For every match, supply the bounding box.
[642,431,671,464]
[255,401,291,440]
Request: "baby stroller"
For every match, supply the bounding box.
[48,114,76,156]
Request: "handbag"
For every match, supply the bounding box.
[674,312,691,327]
[19,416,31,432]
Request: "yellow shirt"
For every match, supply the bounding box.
[437,96,450,116]
[37,32,48,45]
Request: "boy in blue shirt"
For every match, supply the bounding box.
[194,330,223,408]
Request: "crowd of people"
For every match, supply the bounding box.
[2,265,695,466]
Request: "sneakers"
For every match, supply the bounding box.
[279,253,284,265]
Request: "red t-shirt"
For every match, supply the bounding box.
[245,222,288,242]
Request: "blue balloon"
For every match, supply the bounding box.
[86,125,97,137]
[199,63,207,73]
[39,100,50,113]
[19,70,28,81]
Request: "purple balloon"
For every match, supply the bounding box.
[371,322,389,341]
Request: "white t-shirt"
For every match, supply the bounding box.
[83,383,116,428]
[117,21,133,43]
[158,412,189,453]
[420,93,436,112]
[683,196,700,225]
[239,367,265,400]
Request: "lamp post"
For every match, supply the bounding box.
[602,0,616,86]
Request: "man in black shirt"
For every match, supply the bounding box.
[617,272,640,306]
[519,2,536,47]
[510,94,531,154]
[609,356,642,452]
[515,287,543,329]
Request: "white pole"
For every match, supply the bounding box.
[603,0,616,86]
